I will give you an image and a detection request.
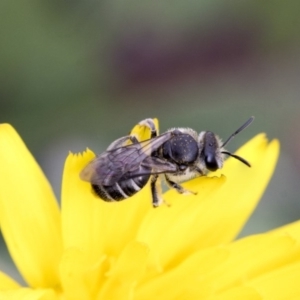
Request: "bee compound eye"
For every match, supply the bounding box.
[205,154,219,171]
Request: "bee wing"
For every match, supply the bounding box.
[111,156,179,183]
[80,132,173,186]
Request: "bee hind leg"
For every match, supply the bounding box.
[138,118,157,138]
[106,133,141,151]
[106,136,133,151]
[108,118,157,151]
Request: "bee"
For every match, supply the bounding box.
[80,117,254,207]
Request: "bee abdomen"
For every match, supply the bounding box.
[91,173,150,202]
[92,183,128,201]
[91,184,115,201]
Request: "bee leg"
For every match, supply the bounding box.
[108,119,157,151]
[138,119,158,138]
[151,175,164,207]
[164,175,197,195]
[106,135,132,150]
[107,134,140,151]
[129,136,139,144]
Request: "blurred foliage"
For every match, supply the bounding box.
[1,0,300,284]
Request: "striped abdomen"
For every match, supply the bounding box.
[91,169,151,202]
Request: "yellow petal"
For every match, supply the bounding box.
[247,260,300,300]
[211,286,262,300]
[0,272,20,290]
[135,247,229,299]
[0,288,59,300]
[136,175,227,268]
[202,233,298,293]
[97,241,149,300]
[138,230,298,299]
[59,248,106,300]
[0,124,62,288]
[61,150,151,262]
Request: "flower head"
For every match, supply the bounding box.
[0,120,299,300]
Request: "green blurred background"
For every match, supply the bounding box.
[1,0,300,284]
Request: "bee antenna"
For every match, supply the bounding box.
[221,116,254,148]
[221,151,251,167]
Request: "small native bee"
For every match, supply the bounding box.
[80,117,254,207]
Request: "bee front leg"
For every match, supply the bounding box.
[151,174,164,207]
[164,175,197,195]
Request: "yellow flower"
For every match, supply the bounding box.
[0,120,299,300]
